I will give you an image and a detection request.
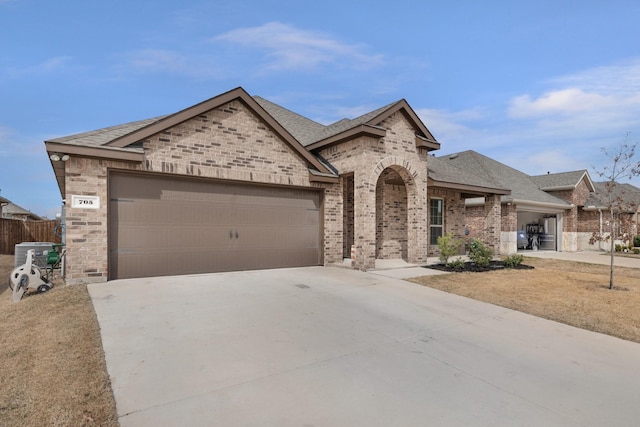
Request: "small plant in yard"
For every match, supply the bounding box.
[437,232,462,265]
[468,238,493,268]
[615,244,623,252]
[447,258,465,270]
[503,254,524,268]
[634,248,640,255]
[634,235,640,247]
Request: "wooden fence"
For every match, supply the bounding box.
[0,219,62,255]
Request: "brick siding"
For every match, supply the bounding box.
[318,112,429,270]
[64,100,340,284]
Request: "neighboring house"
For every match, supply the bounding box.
[530,170,596,251]
[581,181,640,249]
[47,87,511,284]
[1,200,43,221]
[433,151,597,254]
[0,195,9,217]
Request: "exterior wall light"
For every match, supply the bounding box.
[50,153,70,162]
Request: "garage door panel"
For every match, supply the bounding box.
[109,173,322,279]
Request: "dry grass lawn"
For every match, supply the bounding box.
[410,256,640,343]
[0,255,118,426]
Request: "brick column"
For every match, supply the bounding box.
[484,194,501,253]
[353,169,376,270]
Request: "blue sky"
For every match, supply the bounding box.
[1,0,639,218]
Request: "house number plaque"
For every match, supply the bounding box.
[71,195,101,209]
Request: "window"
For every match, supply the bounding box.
[430,198,443,245]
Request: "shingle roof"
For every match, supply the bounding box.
[47,116,166,148]
[310,101,397,143]
[531,170,594,191]
[427,155,509,194]
[437,151,571,207]
[584,182,640,211]
[253,96,326,146]
[254,96,399,147]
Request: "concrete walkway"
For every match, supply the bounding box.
[521,249,640,268]
[90,266,640,427]
[369,250,640,279]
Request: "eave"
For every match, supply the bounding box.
[428,178,510,197]
[305,125,387,151]
[416,134,440,151]
[45,141,144,197]
[308,169,339,183]
[509,199,573,211]
[539,185,577,191]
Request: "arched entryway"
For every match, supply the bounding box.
[375,167,410,261]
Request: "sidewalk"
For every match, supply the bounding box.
[369,250,640,280]
[522,250,640,269]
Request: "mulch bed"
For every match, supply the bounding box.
[424,260,535,273]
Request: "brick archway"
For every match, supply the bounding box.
[365,157,424,268]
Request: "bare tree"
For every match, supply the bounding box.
[590,136,639,289]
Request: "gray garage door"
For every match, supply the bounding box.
[109,172,323,279]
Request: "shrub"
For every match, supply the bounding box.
[447,258,465,270]
[633,248,640,255]
[634,235,640,247]
[615,244,623,252]
[468,239,493,268]
[437,233,462,265]
[503,254,524,268]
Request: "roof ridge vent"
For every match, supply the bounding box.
[449,153,459,159]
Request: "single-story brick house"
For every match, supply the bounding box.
[46,87,509,284]
[430,150,640,254]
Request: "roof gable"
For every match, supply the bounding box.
[104,87,333,176]
[46,87,336,178]
[531,170,595,192]
[256,96,440,152]
[305,99,440,151]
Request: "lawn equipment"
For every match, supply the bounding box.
[10,249,52,302]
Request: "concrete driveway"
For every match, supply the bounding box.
[89,267,640,427]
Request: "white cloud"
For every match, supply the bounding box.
[508,88,617,118]
[2,56,73,78]
[213,22,384,71]
[117,49,224,80]
[508,59,640,124]
[550,59,640,96]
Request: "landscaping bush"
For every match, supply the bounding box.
[615,244,623,252]
[468,239,493,268]
[634,248,640,255]
[634,235,640,247]
[447,258,465,270]
[437,232,462,265]
[503,254,524,268]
